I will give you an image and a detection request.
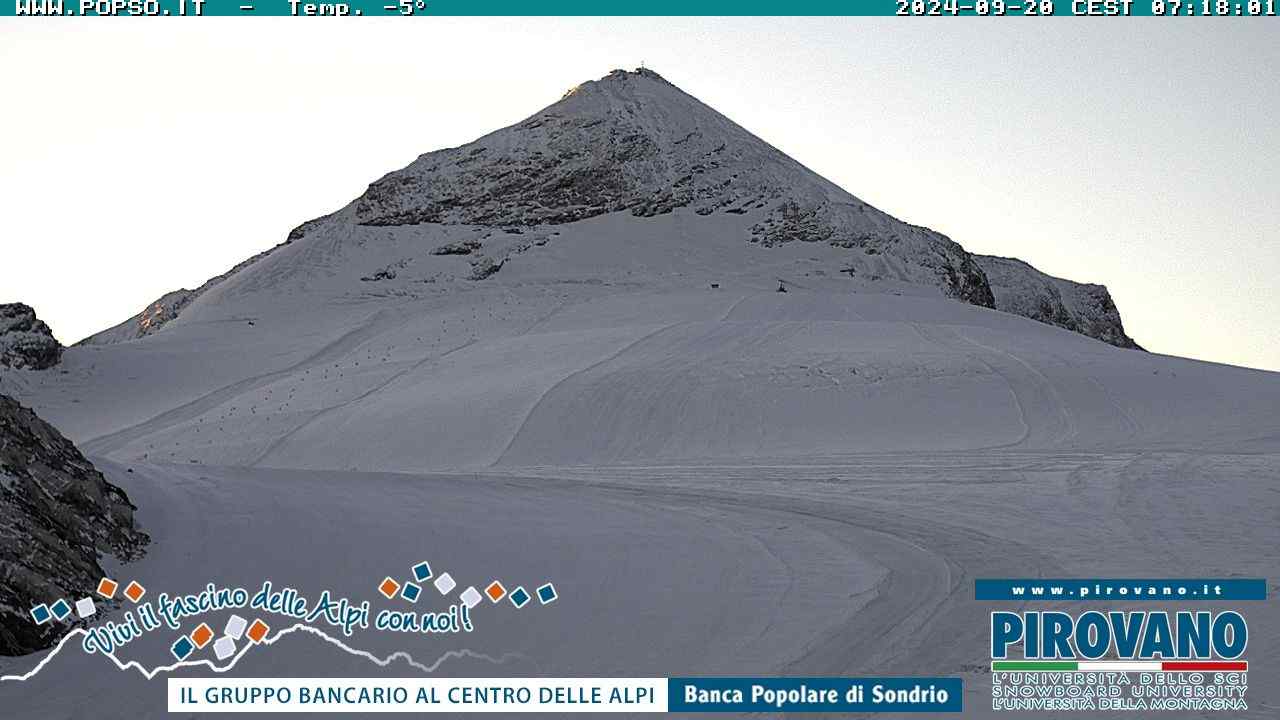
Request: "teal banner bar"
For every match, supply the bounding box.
[5,0,1280,16]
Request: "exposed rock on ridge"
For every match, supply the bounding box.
[0,304,62,370]
[0,394,148,655]
[352,68,996,307]
[977,255,1140,349]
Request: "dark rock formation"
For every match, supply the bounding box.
[432,240,482,256]
[78,240,288,346]
[977,255,1141,350]
[0,304,62,370]
[0,394,148,656]
[350,68,997,308]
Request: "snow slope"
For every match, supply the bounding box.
[0,453,1276,719]
[5,205,1276,472]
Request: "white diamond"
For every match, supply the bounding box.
[75,597,96,618]
[433,572,456,595]
[459,587,482,609]
[214,636,236,661]
[224,614,248,640]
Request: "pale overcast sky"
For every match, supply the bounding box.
[1,20,1276,371]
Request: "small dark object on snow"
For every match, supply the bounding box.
[710,283,719,289]
[776,283,787,293]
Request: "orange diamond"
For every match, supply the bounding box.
[485,581,506,602]
[97,578,119,599]
[191,622,214,649]
[123,581,146,602]
[247,619,269,643]
[378,577,400,599]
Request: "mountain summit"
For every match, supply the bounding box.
[86,67,1135,350]
[354,67,994,306]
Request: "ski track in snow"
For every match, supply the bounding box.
[253,295,573,466]
[493,321,686,466]
[79,307,400,456]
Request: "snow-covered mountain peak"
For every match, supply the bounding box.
[83,68,1137,350]
[562,66,674,98]
[351,67,994,306]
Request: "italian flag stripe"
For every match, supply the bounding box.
[992,660,1247,671]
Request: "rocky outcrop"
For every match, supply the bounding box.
[78,288,199,346]
[78,241,288,346]
[432,240,482,256]
[976,255,1141,349]
[352,68,997,308]
[0,394,148,656]
[0,304,62,370]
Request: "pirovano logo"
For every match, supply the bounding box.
[979,579,1263,713]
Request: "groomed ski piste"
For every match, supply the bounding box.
[1,69,1277,718]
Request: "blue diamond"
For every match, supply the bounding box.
[49,599,71,621]
[402,582,421,602]
[30,604,51,625]
[171,636,195,661]
[510,587,530,608]
[537,583,557,605]
[412,562,432,582]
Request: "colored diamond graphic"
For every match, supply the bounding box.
[378,577,400,599]
[537,583,557,605]
[412,561,432,582]
[30,604,51,625]
[171,636,194,661]
[97,578,118,599]
[509,587,530,608]
[433,572,456,595]
[75,597,96,619]
[459,586,482,609]
[191,622,214,649]
[485,581,506,603]
[123,581,146,603]
[402,582,422,603]
[50,599,71,620]
[225,614,248,641]
[213,636,236,661]
[247,619,270,643]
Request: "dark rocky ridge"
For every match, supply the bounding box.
[352,68,996,309]
[0,304,62,370]
[0,394,148,656]
[977,255,1141,350]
